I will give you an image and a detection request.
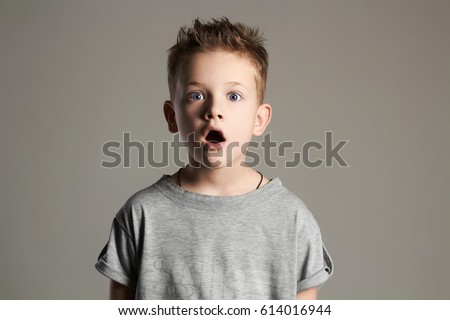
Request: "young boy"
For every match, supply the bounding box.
[95,17,333,300]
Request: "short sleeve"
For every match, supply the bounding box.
[95,207,138,289]
[296,210,334,292]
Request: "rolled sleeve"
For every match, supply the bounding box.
[95,215,138,289]
[296,209,334,292]
[297,244,333,292]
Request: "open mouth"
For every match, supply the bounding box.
[205,130,225,143]
[204,129,225,150]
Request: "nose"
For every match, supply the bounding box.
[203,97,223,121]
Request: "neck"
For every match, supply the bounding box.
[178,165,264,196]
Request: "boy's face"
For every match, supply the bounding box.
[164,50,271,168]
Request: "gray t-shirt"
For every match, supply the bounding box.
[95,175,333,299]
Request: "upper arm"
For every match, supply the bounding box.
[109,280,135,300]
[296,286,318,300]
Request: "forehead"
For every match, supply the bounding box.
[176,50,258,90]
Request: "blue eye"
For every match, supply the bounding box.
[228,92,241,101]
[189,92,204,101]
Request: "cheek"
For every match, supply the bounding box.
[230,118,257,141]
[177,103,202,119]
[233,108,257,125]
[175,111,201,140]
[175,106,192,123]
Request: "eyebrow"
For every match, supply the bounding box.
[225,81,248,89]
[186,81,248,89]
[186,81,204,87]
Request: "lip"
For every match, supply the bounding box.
[203,141,224,151]
[202,126,226,151]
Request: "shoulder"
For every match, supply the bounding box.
[270,183,310,215]
[126,182,164,208]
[114,177,169,228]
[272,184,321,235]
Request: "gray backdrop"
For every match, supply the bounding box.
[1,0,449,299]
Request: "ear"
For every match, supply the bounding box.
[253,103,272,136]
[163,100,178,133]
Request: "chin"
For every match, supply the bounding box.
[200,155,229,169]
